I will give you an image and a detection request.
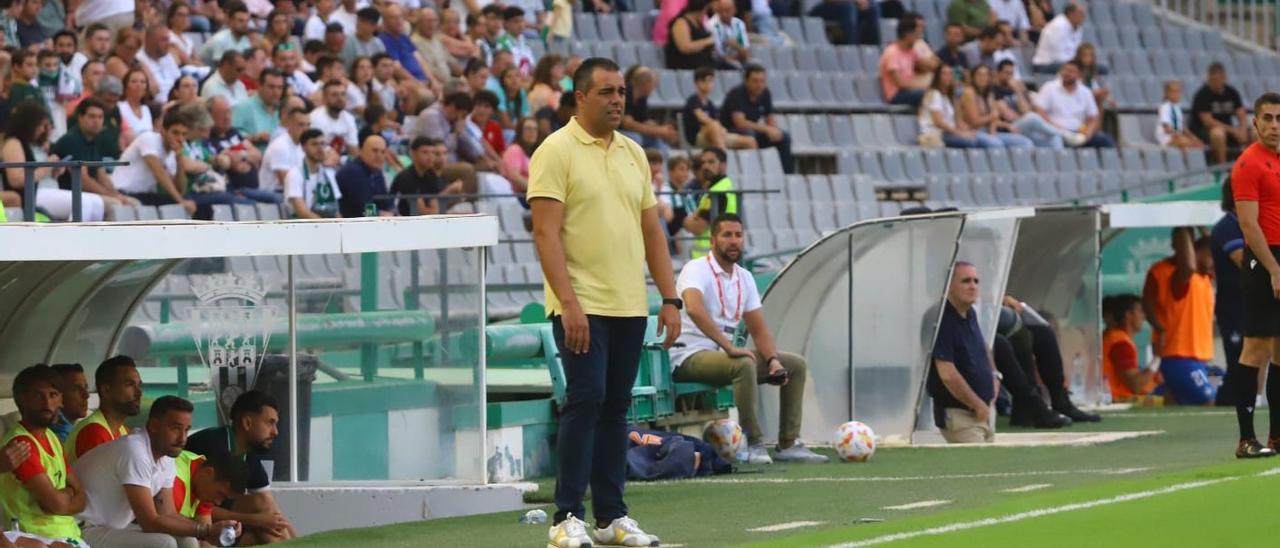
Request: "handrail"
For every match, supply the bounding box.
[1151,0,1277,52]
[2,160,129,222]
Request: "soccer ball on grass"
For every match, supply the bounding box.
[702,419,746,461]
[833,421,876,462]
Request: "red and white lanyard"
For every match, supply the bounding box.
[708,256,742,322]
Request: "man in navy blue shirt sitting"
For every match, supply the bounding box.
[928,261,1000,443]
[336,134,394,218]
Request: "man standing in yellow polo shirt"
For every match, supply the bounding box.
[530,57,682,548]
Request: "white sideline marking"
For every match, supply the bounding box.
[748,521,825,533]
[1001,483,1052,493]
[829,474,1259,547]
[1106,411,1232,418]
[1257,467,1280,477]
[883,500,951,510]
[630,467,1151,487]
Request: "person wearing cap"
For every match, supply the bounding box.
[377,4,429,82]
[341,7,387,69]
[496,6,537,75]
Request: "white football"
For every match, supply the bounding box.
[833,421,876,462]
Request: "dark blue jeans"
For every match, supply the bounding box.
[1080,131,1117,148]
[552,315,648,524]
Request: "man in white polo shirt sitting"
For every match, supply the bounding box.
[669,213,827,465]
[1032,61,1115,148]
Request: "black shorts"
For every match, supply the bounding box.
[1241,246,1280,338]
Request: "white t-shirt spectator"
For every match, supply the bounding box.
[332,7,358,35]
[287,70,317,99]
[372,78,397,111]
[303,14,332,42]
[136,50,182,100]
[285,163,342,210]
[169,32,194,59]
[309,107,360,153]
[1157,101,1184,147]
[1033,78,1098,133]
[72,432,176,530]
[113,131,177,194]
[119,102,154,137]
[988,0,1030,32]
[66,52,90,83]
[669,256,763,369]
[918,89,956,137]
[993,48,1024,80]
[1032,13,1082,66]
[259,133,304,192]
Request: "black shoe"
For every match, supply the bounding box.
[1236,439,1277,459]
[1054,403,1102,423]
[1032,410,1072,429]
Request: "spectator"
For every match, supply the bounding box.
[69,73,124,152]
[584,0,627,13]
[166,3,202,68]
[259,108,310,195]
[666,155,700,254]
[1191,62,1251,165]
[682,147,738,258]
[1102,294,1161,402]
[412,8,458,86]
[475,4,504,65]
[1210,180,1250,407]
[720,64,794,173]
[73,0,134,33]
[1071,42,1110,108]
[1032,61,1114,147]
[958,64,1033,148]
[1027,0,1055,43]
[103,27,143,82]
[332,0,359,35]
[379,4,430,82]
[671,213,826,463]
[347,56,375,116]
[239,47,268,93]
[198,1,253,67]
[666,0,717,70]
[392,136,447,215]
[371,53,399,111]
[498,6,537,75]
[991,60,1061,147]
[8,49,42,114]
[682,66,755,150]
[1142,227,1218,405]
[75,396,240,548]
[359,103,405,167]
[935,23,969,70]
[112,108,196,214]
[496,66,531,137]
[472,90,508,156]
[336,134,393,217]
[138,23,181,101]
[175,102,259,220]
[991,20,1025,80]
[439,8,480,63]
[273,41,318,103]
[957,25,1000,72]
[341,7,387,69]
[67,22,111,79]
[946,0,993,40]
[48,363,89,441]
[879,17,933,107]
[185,391,296,545]
[928,262,999,444]
[52,98,138,213]
[546,0,574,55]
[528,55,565,114]
[285,128,342,218]
[14,0,44,50]
[708,0,751,69]
[919,65,999,148]
[260,9,302,57]
[1031,1,1086,73]
[170,451,245,524]
[621,65,679,154]
[118,68,153,146]
[304,0,339,42]
[310,79,359,156]
[164,75,200,112]
[502,117,541,197]
[200,50,248,104]
[2,102,106,220]
[207,95,275,204]
[0,365,87,547]
[66,59,106,116]
[1158,80,1204,150]
[809,0,881,46]
[988,0,1031,44]
[231,68,284,147]
[486,50,516,95]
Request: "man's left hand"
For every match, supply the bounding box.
[657,303,681,349]
[767,359,789,386]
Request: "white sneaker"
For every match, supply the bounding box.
[774,442,830,463]
[1062,131,1087,147]
[745,444,773,464]
[548,514,593,548]
[592,516,660,547]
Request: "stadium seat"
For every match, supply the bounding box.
[111,204,138,221]
[836,46,861,72]
[1032,149,1058,173]
[829,114,855,145]
[158,204,187,219]
[781,18,806,42]
[853,150,884,179]
[211,204,234,222]
[802,17,828,44]
[852,77,881,105]
[988,148,1013,174]
[620,13,648,41]
[1077,148,1101,173]
[574,13,599,41]
[851,175,878,202]
[807,174,833,202]
[817,47,841,72]
[922,148,946,174]
[257,203,282,220]
[1100,148,1123,172]
[796,46,821,72]
[829,175,855,202]
[881,150,912,183]
[992,175,1017,204]
[891,115,916,146]
[1164,149,1188,173]
[136,206,160,221]
[612,43,639,68]
[786,73,817,110]
[1056,149,1079,172]
[869,115,897,146]
[944,149,968,173]
[1121,149,1146,172]
[1010,147,1034,173]
[807,114,836,151]
[784,174,809,201]
[596,14,623,42]
[1141,149,1168,173]
[767,200,792,229]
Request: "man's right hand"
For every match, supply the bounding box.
[181,199,198,216]
[973,403,991,424]
[1270,268,1280,300]
[561,301,591,355]
[766,127,783,142]
[726,346,755,361]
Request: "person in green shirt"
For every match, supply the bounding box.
[8,49,43,114]
[684,147,738,259]
[947,0,995,40]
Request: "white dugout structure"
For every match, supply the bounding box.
[754,203,1224,445]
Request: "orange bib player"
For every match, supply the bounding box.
[1141,227,1217,405]
[1102,294,1161,401]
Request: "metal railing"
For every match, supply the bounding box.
[1152,0,1278,50]
[4,160,129,222]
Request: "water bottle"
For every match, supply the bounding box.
[519,509,548,525]
[219,525,237,546]
[10,517,19,533]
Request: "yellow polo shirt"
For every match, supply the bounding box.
[527,117,656,317]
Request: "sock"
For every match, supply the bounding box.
[1269,364,1280,441]
[1234,361,1260,441]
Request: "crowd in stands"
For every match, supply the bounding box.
[2,357,294,547]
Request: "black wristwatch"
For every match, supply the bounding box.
[662,298,683,310]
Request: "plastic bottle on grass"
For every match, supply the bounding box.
[520,509,548,525]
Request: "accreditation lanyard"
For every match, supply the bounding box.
[708,256,742,322]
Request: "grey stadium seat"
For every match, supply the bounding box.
[574,13,599,41]
[596,14,623,42]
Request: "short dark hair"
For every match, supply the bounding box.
[202,452,248,494]
[36,49,58,63]
[980,26,1001,40]
[503,6,525,20]
[13,364,59,396]
[78,97,107,118]
[51,363,84,377]
[1208,61,1226,75]
[481,4,503,16]
[1061,60,1081,71]
[1254,91,1280,115]
[323,78,345,92]
[52,29,76,46]
[572,57,621,95]
[743,64,766,79]
[701,146,728,166]
[411,136,443,150]
[711,212,743,235]
[1102,294,1142,324]
[473,89,499,109]
[944,22,962,31]
[897,17,918,39]
[303,39,325,56]
[1062,2,1080,16]
[364,103,387,127]
[259,67,284,85]
[371,52,392,67]
[85,22,110,39]
[229,390,279,423]
[286,107,309,120]
[300,128,324,145]
[149,395,194,421]
[463,57,487,76]
[996,59,1015,71]
[315,54,342,74]
[95,355,136,390]
[225,0,249,18]
[443,91,473,111]
[357,6,381,24]
[694,65,716,82]
[162,106,189,129]
[219,49,243,67]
